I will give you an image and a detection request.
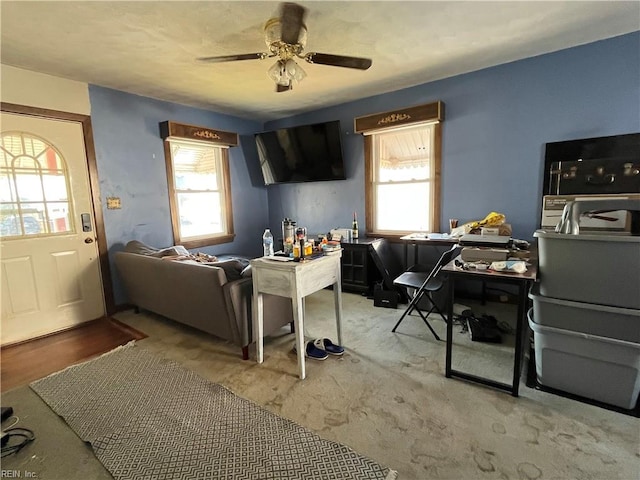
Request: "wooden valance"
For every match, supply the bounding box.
[354,101,444,134]
[159,121,238,147]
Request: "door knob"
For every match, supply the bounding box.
[84,237,94,244]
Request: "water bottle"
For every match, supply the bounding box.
[262,229,274,257]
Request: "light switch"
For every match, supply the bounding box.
[106,197,121,209]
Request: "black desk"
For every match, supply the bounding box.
[442,256,537,396]
[399,234,457,267]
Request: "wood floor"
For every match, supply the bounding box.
[1,317,147,392]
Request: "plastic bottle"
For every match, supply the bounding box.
[262,229,274,257]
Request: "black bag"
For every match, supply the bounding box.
[373,283,398,309]
[466,314,502,343]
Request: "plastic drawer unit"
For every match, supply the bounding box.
[528,310,640,410]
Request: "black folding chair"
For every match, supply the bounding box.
[391,245,461,340]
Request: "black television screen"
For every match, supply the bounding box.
[255,120,346,185]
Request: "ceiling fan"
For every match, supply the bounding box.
[198,2,373,92]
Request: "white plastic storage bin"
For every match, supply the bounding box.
[528,310,640,409]
[534,230,640,309]
[529,284,640,342]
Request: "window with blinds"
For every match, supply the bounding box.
[166,139,233,246]
[357,101,443,236]
[372,124,434,233]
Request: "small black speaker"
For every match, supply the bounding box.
[374,289,398,309]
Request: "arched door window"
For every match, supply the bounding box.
[0,132,74,238]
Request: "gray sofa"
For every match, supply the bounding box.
[114,241,294,359]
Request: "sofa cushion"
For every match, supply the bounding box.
[123,241,251,280]
[124,240,189,258]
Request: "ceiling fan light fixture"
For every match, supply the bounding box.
[268,58,305,87]
[267,60,285,83]
[285,58,306,82]
[267,60,292,86]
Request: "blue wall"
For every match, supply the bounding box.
[88,88,266,303]
[262,32,640,240]
[89,32,639,305]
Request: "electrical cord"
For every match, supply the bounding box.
[1,417,35,457]
[452,314,469,334]
[3,416,19,429]
[1,427,35,457]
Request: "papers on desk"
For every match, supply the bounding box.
[427,233,451,240]
[264,255,294,262]
[405,232,451,240]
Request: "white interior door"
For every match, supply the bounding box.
[0,112,105,345]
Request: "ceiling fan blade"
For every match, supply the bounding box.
[280,2,307,44]
[198,53,267,63]
[304,52,372,70]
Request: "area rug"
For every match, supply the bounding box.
[30,343,397,480]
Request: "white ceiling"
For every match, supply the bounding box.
[1,1,638,121]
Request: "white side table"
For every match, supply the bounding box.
[250,253,343,379]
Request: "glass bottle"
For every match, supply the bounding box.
[352,212,359,239]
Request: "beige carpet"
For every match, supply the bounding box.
[2,289,638,479]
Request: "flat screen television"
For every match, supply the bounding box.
[255,120,346,185]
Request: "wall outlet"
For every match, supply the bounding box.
[106,197,121,209]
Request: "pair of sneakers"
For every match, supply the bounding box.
[293,338,344,361]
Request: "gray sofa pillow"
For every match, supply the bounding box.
[123,240,159,255]
[123,241,249,280]
[176,258,246,281]
[209,259,246,281]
